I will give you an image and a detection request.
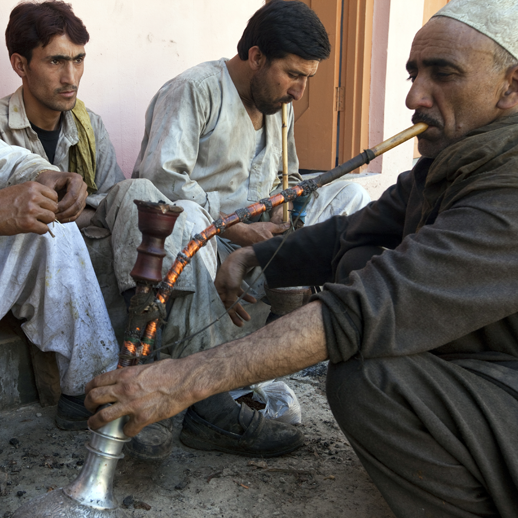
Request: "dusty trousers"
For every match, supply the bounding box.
[326,354,518,517]
[0,222,119,395]
[324,245,518,517]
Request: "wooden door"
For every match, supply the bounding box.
[293,0,374,172]
[292,0,342,171]
[337,0,374,168]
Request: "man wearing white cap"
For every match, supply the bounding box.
[86,1,518,515]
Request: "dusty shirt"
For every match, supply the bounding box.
[254,115,518,369]
[132,58,302,220]
[0,87,124,208]
[0,139,59,188]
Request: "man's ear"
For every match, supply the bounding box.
[497,65,518,110]
[10,53,28,79]
[247,46,267,72]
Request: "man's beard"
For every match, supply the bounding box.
[31,84,78,113]
[250,70,292,115]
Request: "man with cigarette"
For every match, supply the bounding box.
[87,0,518,515]
[93,0,369,460]
[0,140,119,429]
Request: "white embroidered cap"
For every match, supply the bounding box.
[432,0,518,60]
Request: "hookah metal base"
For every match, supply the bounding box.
[12,414,130,518]
[11,488,129,518]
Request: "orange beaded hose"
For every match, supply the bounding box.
[118,123,428,367]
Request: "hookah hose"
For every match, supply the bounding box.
[118,122,428,367]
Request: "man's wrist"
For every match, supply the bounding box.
[34,169,61,183]
[34,169,52,180]
[236,245,260,269]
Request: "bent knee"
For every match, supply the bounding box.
[174,200,213,231]
[326,354,443,431]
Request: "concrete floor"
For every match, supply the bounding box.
[0,368,394,518]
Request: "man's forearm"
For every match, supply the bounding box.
[86,300,328,436]
[188,300,328,402]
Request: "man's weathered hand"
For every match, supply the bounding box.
[222,220,290,247]
[215,246,260,326]
[36,170,88,223]
[86,301,327,436]
[0,182,58,236]
[85,358,196,437]
[269,202,292,225]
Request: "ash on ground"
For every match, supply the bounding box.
[0,367,393,518]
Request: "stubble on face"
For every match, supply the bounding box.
[250,63,293,115]
[26,69,78,113]
[23,33,85,117]
[406,18,506,158]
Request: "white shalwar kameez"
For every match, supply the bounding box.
[0,141,118,395]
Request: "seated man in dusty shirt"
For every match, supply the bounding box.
[93,0,370,461]
[0,1,124,227]
[0,139,119,430]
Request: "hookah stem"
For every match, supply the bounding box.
[133,122,428,362]
[281,103,289,223]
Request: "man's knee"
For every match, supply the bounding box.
[114,178,160,200]
[325,355,421,435]
[174,199,213,233]
[343,181,370,204]
[329,181,371,215]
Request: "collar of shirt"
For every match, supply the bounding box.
[8,86,79,146]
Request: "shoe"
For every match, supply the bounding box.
[179,403,304,457]
[55,394,92,431]
[123,418,174,461]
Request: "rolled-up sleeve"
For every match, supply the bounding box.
[0,140,59,188]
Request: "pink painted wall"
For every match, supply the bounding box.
[358,0,425,200]
[0,0,264,176]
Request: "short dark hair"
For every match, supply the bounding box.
[237,0,331,62]
[6,1,89,63]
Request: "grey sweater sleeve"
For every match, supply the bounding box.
[318,183,518,364]
[253,170,413,288]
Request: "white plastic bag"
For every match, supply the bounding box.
[230,380,302,425]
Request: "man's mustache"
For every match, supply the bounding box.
[412,112,443,129]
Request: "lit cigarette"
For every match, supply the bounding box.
[48,219,61,238]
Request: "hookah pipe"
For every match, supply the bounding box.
[12,122,427,518]
[119,122,428,367]
[12,201,184,518]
